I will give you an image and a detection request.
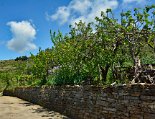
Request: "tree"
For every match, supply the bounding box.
[29,5,155,86]
[15,56,28,61]
[29,48,53,85]
[120,5,155,83]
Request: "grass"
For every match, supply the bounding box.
[0,59,27,91]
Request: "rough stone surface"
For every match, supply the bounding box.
[3,84,155,119]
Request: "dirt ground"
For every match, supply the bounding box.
[0,96,70,119]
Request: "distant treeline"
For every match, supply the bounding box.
[15,56,28,61]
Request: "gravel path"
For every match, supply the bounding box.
[0,96,70,119]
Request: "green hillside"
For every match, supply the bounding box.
[0,59,27,92]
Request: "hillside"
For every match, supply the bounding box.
[0,59,27,91]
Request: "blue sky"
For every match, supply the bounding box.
[0,0,154,60]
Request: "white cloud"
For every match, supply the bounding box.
[7,21,37,53]
[123,0,145,4]
[48,0,118,25]
[121,0,146,10]
[69,0,92,15]
[50,6,70,25]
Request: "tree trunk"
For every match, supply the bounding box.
[100,64,110,83]
[132,56,142,83]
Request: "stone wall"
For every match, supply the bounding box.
[3,84,155,119]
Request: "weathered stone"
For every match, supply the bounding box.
[144,113,155,119]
